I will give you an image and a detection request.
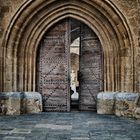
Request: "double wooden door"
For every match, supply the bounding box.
[37,18,103,112]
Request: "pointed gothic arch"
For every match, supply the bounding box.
[1,0,134,93]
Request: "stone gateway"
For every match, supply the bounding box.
[0,0,139,118]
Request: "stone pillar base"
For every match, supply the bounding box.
[97,92,140,119]
[22,92,42,114]
[0,92,42,115]
[0,92,21,115]
[115,92,138,118]
[97,92,116,114]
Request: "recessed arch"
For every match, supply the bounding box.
[1,0,134,93]
[37,17,104,111]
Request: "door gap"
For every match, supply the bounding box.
[70,37,80,111]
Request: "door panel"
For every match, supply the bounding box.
[79,24,103,111]
[38,19,70,112]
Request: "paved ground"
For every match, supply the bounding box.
[0,112,140,140]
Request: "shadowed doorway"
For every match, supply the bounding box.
[37,18,103,112]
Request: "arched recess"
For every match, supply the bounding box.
[1,0,134,92]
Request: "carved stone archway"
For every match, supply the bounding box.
[1,0,134,93]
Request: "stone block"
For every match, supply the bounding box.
[97,92,116,114]
[115,92,139,118]
[133,94,140,119]
[0,92,21,115]
[134,107,140,119]
[22,92,42,114]
[0,92,42,115]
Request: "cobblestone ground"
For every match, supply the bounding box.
[0,112,140,140]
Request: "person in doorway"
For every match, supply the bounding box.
[70,70,79,101]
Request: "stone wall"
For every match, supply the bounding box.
[137,0,140,93]
[0,0,27,91]
[114,0,138,92]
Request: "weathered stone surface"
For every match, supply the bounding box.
[134,107,140,119]
[133,94,140,119]
[97,92,116,114]
[22,92,42,114]
[0,92,21,115]
[97,92,140,119]
[115,92,139,118]
[0,92,42,115]
[0,0,139,117]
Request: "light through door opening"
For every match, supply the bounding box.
[70,37,80,111]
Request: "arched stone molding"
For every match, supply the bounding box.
[1,0,134,92]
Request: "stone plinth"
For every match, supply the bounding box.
[115,92,139,118]
[0,92,42,115]
[22,92,42,114]
[97,92,140,119]
[97,92,116,114]
[0,92,21,115]
[134,107,140,119]
[133,94,140,119]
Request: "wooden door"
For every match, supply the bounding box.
[38,19,70,112]
[79,24,103,111]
